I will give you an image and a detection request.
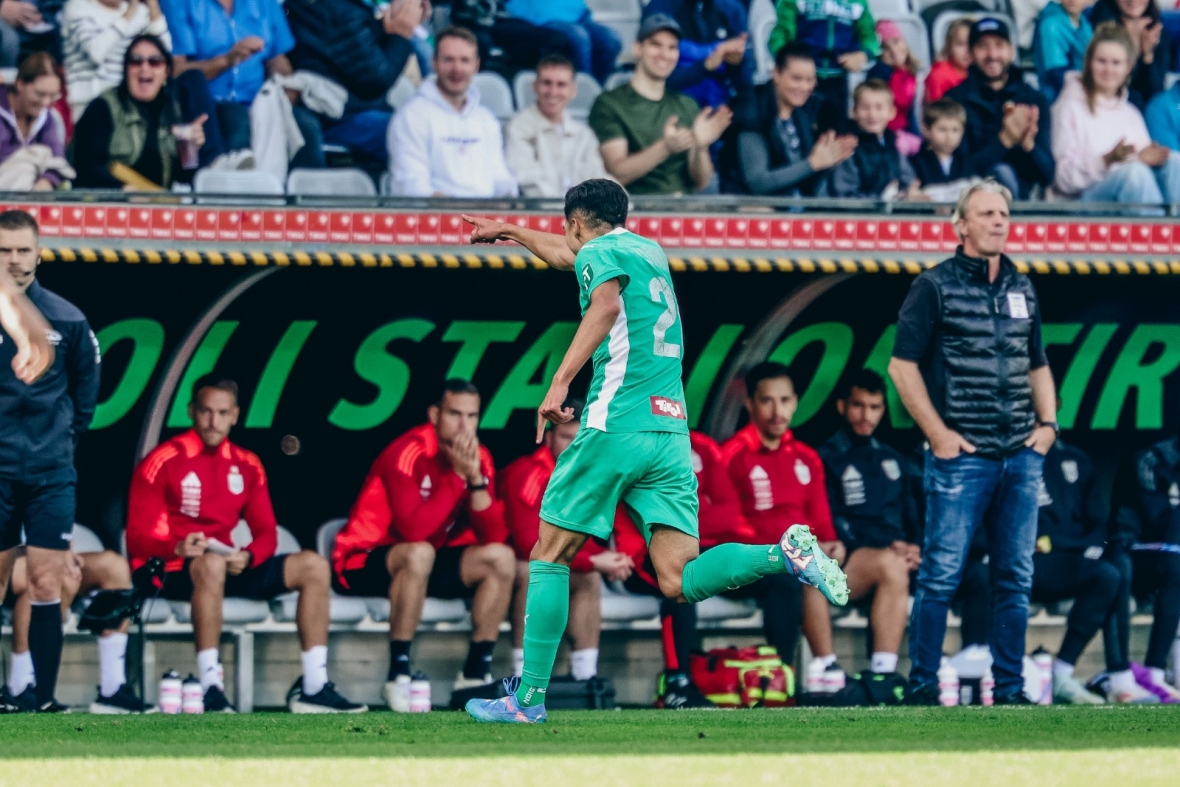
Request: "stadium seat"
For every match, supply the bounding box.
[269,525,369,625]
[695,595,759,622]
[473,71,516,122]
[878,13,932,69]
[286,168,378,197]
[600,582,660,623]
[168,520,271,625]
[513,70,603,122]
[749,0,776,85]
[193,169,284,197]
[604,70,633,91]
[379,171,393,196]
[72,523,105,555]
[870,0,914,19]
[587,0,641,64]
[313,518,468,626]
[387,75,418,111]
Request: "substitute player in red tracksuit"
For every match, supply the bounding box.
[500,399,634,682]
[722,361,847,689]
[615,430,756,708]
[127,376,365,713]
[332,379,514,711]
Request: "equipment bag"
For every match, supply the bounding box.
[689,645,795,708]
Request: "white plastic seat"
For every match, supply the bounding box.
[600,582,660,622]
[387,75,418,111]
[749,0,776,85]
[72,524,174,623]
[269,525,368,624]
[870,0,913,17]
[72,524,105,554]
[168,520,270,624]
[473,71,516,122]
[193,169,284,195]
[696,595,759,621]
[286,167,378,197]
[604,71,632,91]
[588,0,640,63]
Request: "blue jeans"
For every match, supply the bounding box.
[544,13,621,84]
[299,108,392,181]
[1080,158,1180,214]
[909,447,1045,697]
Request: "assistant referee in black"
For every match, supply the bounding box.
[0,210,100,712]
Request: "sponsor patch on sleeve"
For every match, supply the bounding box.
[650,396,687,419]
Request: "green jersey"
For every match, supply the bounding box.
[575,228,688,434]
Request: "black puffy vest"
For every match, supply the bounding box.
[921,249,1039,458]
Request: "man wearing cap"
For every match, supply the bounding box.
[587,14,733,195]
[945,17,1054,199]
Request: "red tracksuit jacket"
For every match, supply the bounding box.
[499,445,604,573]
[721,424,837,544]
[333,423,507,580]
[126,430,277,572]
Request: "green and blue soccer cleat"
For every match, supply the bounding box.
[778,524,849,605]
[465,677,548,724]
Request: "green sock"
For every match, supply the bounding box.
[515,560,570,707]
[680,543,786,604]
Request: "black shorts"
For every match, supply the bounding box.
[160,555,290,601]
[0,475,76,552]
[333,545,475,600]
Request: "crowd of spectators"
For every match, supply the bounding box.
[0,0,1177,204]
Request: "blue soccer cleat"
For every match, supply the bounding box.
[465,677,547,724]
[778,524,849,606]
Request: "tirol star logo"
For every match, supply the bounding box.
[650,396,687,419]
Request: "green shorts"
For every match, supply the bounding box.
[539,428,699,544]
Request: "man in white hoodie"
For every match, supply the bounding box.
[388,26,517,197]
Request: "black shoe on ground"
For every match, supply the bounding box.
[993,691,1035,706]
[662,672,715,710]
[903,682,941,706]
[204,685,236,713]
[0,686,37,713]
[287,677,368,714]
[38,698,70,713]
[90,683,156,714]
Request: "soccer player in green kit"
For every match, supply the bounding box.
[462,180,848,723]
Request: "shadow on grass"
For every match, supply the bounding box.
[0,706,1178,759]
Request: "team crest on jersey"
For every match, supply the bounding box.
[1061,460,1079,484]
[650,396,686,419]
[46,329,62,346]
[794,459,811,485]
[690,450,703,474]
[227,465,244,495]
[881,459,901,481]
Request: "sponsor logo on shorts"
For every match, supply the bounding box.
[650,396,686,419]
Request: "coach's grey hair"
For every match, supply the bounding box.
[953,179,1013,224]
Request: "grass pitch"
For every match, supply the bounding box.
[0,706,1177,786]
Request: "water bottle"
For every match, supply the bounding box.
[938,658,960,707]
[159,670,183,714]
[409,672,431,713]
[1032,648,1053,705]
[980,666,995,707]
[181,674,204,714]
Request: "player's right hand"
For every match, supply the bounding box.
[462,214,508,244]
[536,381,574,443]
[175,531,208,558]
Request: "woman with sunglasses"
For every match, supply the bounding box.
[72,34,207,189]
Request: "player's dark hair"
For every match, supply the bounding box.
[744,362,794,397]
[0,209,39,238]
[438,378,480,406]
[840,369,886,400]
[536,54,575,77]
[564,178,628,229]
[774,41,814,72]
[191,374,239,405]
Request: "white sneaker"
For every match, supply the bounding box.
[208,149,256,171]
[453,672,493,692]
[1053,674,1105,704]
[383,675,412,712]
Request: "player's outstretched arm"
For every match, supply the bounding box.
[535,279,622,443]
[0,269,52,382]
[462,214,577,271]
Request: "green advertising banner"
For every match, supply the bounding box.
[38,262,1180,547]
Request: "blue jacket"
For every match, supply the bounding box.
[0,281,100,481]
[1033,1,1092,106]
[1145,82,1180,152]
[643,0,752,106]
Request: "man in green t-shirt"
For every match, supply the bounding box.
[588,14,732,195]
[461,179,848,724]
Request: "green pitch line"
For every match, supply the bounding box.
[0,706,1177,760]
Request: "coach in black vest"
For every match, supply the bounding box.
[888,179,1059,704]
